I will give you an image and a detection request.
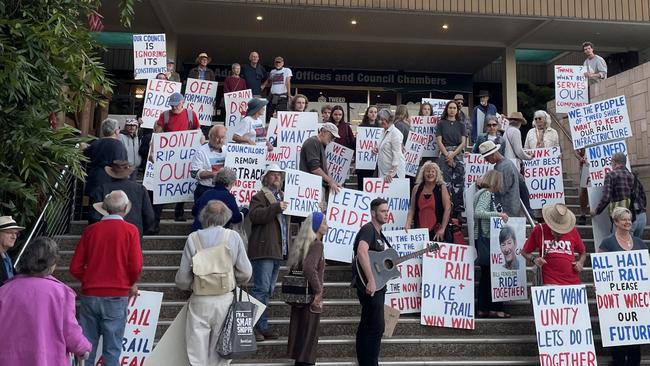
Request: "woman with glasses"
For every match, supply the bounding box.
[472,115,505,155]
[524,110,560,149]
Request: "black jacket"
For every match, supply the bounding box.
[89,178,155,236]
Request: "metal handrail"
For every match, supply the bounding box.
[520,198,537,228]
[548,112,572,142]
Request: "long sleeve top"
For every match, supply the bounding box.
[377,124,405,178]
[473,189,500,238]
[524,127,560,149]
[504,126,532,165]
[302,240,325,296]
[494,158,522,217]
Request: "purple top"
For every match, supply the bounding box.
[0,275,91,366]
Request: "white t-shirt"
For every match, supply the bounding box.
[269,67,292,95]
[232,116,266,143]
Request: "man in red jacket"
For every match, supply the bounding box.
[70,190,143,366]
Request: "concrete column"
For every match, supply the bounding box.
[502,47,518,114]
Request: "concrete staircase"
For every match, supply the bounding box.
[54,178,650,365]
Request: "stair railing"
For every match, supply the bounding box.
[520,198,537,228]
[548,112,572,143]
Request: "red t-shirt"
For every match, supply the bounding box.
[523,224,586,285]
[155,109,200,132]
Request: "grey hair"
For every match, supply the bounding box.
[213,167,237,187]
[377,108,394,124]
[231,63,241,69]
[101,118,119,137]
[199,200,233,228]
[611,206,632,222]
[103,190,130,215]
[534,110,551,128]
[612,152,627,166]
[286,214,318,270]
[208,125,226,139]
[17,237,59,276]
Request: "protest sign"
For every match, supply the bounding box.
[464,153,493,189]
[141,79,182,129]
[363,178,410,231]
[326,142,353,185]
[267,117,279,146]
[225,143,266,206]
[132,34,167,80]
[152,130,202,204]
[276,111,319,170]
[323,188,375,263]
[554,65,589,113]
[184,78,218,126]
[531,285,597,366]
[224,89,253,142]
[94,290,163,366]
[421,242,475,329]
[142,160,155,191]
[404,131,427,177]
[522,147,565,209]
[568,95,631,149]
[592,250,650,347]
[383,229,429,314]
[489,217,527,302]
[283,169,322,217]
[586,140,630,186]
[588,186,611,245]
[355,127,382,170]
[409,116,438,157]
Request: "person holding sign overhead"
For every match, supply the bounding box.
[405,161,451,241]
[375,108,405,184]
[436,100,467,217]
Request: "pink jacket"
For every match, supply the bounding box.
[0,275,91,366]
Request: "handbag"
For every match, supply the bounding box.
[531,224,545,287]
[217,288,258,359]
[281,270,314,304]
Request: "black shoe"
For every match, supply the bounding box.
[174,216,186,222]
[577,215,586,225]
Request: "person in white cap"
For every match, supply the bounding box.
[479,140,521,217]
[0,216,24,284]
[299,122,342,194]
[119,118,141,180]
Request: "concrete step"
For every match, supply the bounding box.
[230,357,650,366]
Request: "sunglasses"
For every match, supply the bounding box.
[534,117,544,120]
[487,123,498,127]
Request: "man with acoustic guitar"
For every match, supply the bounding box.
[352,197,390,366]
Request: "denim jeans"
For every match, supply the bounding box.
[79,296,129,366]
[250,259,280,331]
[632,211,647,239]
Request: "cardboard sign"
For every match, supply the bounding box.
[283,169,322,217]
[586,140,630,186]
[568,95,631,149]
[522,147,565,209]
[363,178,410,231]
[266,117,279,146]
[531,285,597,366]
[421,242,475,329]
[489,217,527,302]
[94,290,163,366]
[224,143,266,206]
[554,65,589,113]
[404,131,427,177]
[383,229,429,314]
[355,127,383,170]
[326,142,353,185]
[409,116,439,158]
[464,153,493,189]
[141,79,182,129]
[132,33,167,80]
[152,130,202,204]
[276,112,319,170]
[224,89,253,142]
[592,250,650,347]
[323,188,375,263]
[184,78,218,126]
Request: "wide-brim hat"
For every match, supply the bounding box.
[246,98,268,116]
[195,52,212,64]
[93,200,132,217]
[477,90,490,98]
[507,111,528,125]
[542,203,576,234]
[0,216,25,231]
[478,140,501,158]
[261,164,284,183]
[104,160,135,180]
[453,94,464,101]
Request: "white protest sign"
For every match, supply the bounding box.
[275,112,319,170]
[152,130,202,204]
[225,143,266,206]
[141,79,182,129]
[592,250,650,347]
[142,160,155,191]
[404,131,426,177]
[531,285,597,366]
[132,34,167,80]
[363,178,410,231]
[489,217,527,302]
[464,153,493,189]
[283,169,322,217]
[586,140,630,186]
[522,147,565,209]
[355,127,382,170]
[326,142,353,185]
[587,186,612,246]
[554,65,589,113]
[224,89,253,141]
[267,117,279,146]
[323,188,375,263]
[568,95,631,149]
[383,229,429,314]
[409,116,438,157]
[421,242,475,329]
[93,290,163,366]
[184,78,218,126]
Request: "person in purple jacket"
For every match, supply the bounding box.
[0,237,91,366]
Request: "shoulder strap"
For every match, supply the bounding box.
[539,224,545,258]
[187,108,193,129]
[163,111,170,132]
[191,232,203,251]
